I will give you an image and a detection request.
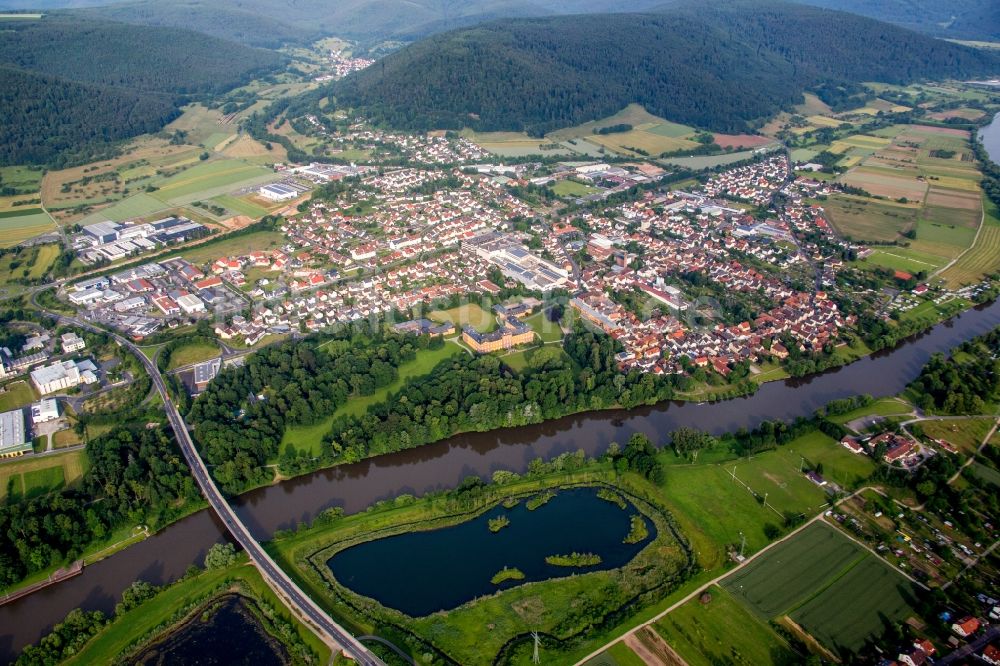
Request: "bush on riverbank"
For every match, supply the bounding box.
[545,552,602,567]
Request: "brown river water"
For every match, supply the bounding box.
[0,298,997,661]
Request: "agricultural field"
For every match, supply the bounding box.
[0,450,88,501]
[543,104,729,157]
[654,585,796,666]
[460,130,570,158]
[428,303,497,332]
[721,522,920,654]
[152,159,275,205]
[0,208,56,247]
[825,124,987,275]
[76,193,172,226]
[940,196,1000,287]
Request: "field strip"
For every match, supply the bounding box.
[780,550,868,616]
[933,195,985,278]
[572,486,922,666]
[875,251,938,267]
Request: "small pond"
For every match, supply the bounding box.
[131,594,288,666]
[327,487,655,616]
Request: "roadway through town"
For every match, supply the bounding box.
[40,309,385,666]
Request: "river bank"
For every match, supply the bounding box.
[0,298,998,662]
[267,466,692,665]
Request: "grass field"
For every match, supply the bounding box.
[722,522,919,654]
[0,166,43,193]
[76,193,170,226]
[27,244,59,280]
[524,310,565,343]
[64,557,330,666]
[865,247,949,274]
[0,450,87,501]
[279,344,462,458]
[551,180,599,197]
[175,230,286,266]
[153,159,273,203]
[428,303,496,332]
[655,434,831,569]
[918,418,994,454]
[940,196,1000,287]
[0,380,38,411]
[824,195,917,242]
[166,341,220,370]
[654,585,795,666]
[212,194,270,219]
[0,208,55,247]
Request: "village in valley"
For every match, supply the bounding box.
[0,32,998,666]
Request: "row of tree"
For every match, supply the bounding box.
[0,426,199,587]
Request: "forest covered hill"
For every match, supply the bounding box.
[333,2,1000,136]
[0,16,282,166]
[66,0,665,48]
[797,0,999,42]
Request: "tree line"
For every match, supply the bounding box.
[0,426,200,588]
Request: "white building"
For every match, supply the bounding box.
[60,332,86,354]
[0,409,29,458]
[259,183,298,202]
[30,359,98,395]
[31,398,59,424]
[177,294,206,314]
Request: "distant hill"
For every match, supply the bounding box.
[66,0,665,48]
[334,2,1000,136]
[794,0,1000,42]
[0,16,283,166]
[0,66,178,166]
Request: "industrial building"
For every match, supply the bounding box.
[0,409,30,458]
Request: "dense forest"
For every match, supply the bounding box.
[908,328,1000,414]
[188,330,426,493]
[0,67,177,168]
[797,0,999,42]
[0,426,199,587]
[334,2,1000,135]
[60,0,1000,47]
[68,0,665,48]
[189,326,672,493]
[0,16,281,166]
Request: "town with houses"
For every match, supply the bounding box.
[51,147,988,392]
[1,127,992,666]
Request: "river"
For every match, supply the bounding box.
[1,298,998,661]
[978,111,1000,164]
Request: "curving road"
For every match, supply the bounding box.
[44,310,384,666]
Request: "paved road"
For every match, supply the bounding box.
[937,625,1000,665]
[44,310,384,666]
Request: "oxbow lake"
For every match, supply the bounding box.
[328,487,653,616]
